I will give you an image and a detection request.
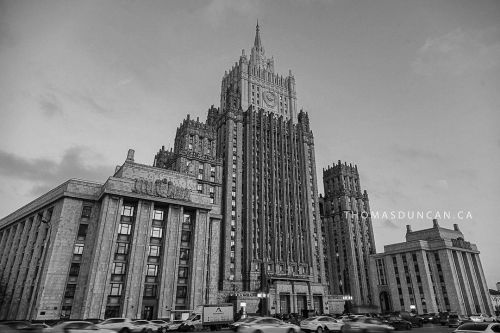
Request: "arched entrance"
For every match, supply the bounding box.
[380,292,392,313]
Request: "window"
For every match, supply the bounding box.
[151,227,163,238]
[77,224,88,238]
[74,244,84,254]
[65,284,76,298]
[180,249,190,260]
[147,264,158,276]
[81,206,92,218]
[113,262,126,274]
[149,245,161,257]
[183,214,191,225]
[178,267,188,278]
[176,286,187,297]
[69,263,80,276]
[119,223,132,235]
[181,231,191,242]
[122,205,134,217]
[110,283,123,296]
[144,284,157,297]
[197,184,203,193]
[153,210,164,221]
[116,242,129,254]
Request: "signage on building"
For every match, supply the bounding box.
[133,178,191,201]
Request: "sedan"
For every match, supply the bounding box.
[470,314,495,323]
[50,321,115,333]
[454,322,500,332]
[341,318,394,333]
[237,317,301,333]
[150,320,170,333]
[300,316,344,333]
[131,320,158,333]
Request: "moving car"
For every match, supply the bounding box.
[0,324,23,333]
[236,316,301,333]
[2,321,40,332]
[230,317,259,331]
[453,322,500,332]
[97,318,137,333]
[341,318,394,333]
[300,316,344,333]
[165,321,183,331]
[50,321,115,333]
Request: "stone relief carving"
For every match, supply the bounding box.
[133,178,191,201]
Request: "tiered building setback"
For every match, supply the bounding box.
[369,220,494,316]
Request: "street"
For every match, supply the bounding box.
[212,324,458,333]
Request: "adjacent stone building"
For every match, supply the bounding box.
[321,162,376,311]
[369,220,494,316]
[0,150,222,321]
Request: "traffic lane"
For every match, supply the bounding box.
[208,324,457,333]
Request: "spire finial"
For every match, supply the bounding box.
[254,20,262,50]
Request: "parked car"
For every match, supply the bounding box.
[236,317,301,333]
[131,320,158,333]
[0,324,22,333]
[97,318,137,333]
[341,318,394,333]
[150,320,169,333]
[399,312,423,328]
[384,316,412,330]
[454,322,500,333]
[30,323,52,333]
[300,316,344,333]
[2,321,40,332]
[447,314,473,328]
[439,312,450,326]
[164,321,183,331]
[470,314,495,323]
[50,321,115,333]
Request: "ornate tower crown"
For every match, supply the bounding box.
[250,21,274,72]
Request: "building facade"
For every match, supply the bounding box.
[155,23,329,315]
[321,162,376,310]
[0,151,224,321]
[0,24,331,320]
[369,220,494,316]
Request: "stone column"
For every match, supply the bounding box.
[189,209,209,308]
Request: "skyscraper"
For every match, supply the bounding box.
[155,23,329,314]
[322,161,376,310]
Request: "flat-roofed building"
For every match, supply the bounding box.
[0,150,222,321]
[369,219,494,316]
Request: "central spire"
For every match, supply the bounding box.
[253,20,263,51]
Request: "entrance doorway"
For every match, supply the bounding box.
[280,293,291,314]
[297,294,307,316]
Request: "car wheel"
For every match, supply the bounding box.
[189,326,195,332]
[407,324,412,330]
[317,327,323,333]
[120,329,130,333]
[255,330,263,333]
[288,329,295,333]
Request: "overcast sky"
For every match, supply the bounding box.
[0,0,499,287]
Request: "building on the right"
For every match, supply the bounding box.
[369,219,494,315]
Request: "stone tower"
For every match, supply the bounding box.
[155,23,328,315]
[322,161,376,308]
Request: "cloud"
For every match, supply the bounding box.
[39,93,63,117]
[413,27,500,76]
[202,0,259,26]
[393,145,443,162]
[0,147,112,195]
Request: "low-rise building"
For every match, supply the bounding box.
[369,219,494,316]
[0,150,222,321]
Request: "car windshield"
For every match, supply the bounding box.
[303,318,315,322]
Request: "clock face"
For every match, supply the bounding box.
[263,91,277,108]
